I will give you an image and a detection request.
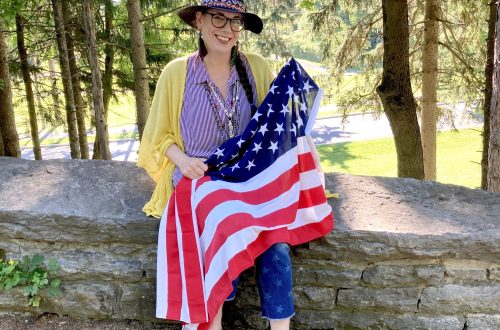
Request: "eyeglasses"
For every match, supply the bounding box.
[205,12,244,32]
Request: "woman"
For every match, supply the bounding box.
[138,1,294,329]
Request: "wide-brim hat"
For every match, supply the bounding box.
[178,0,263,34]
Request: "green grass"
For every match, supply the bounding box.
[317,128,483,189]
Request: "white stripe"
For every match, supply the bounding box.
[194,136,311,206]
[175,195,190,323]
[289,203,333,230]
[199,181,301,251]
[204,201,331,297]
[155,201,169,318]
[182,323,199,330]
[299,169,324,190]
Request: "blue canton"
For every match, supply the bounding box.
[205,58,320,182]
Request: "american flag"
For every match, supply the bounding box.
[156,58,334,329]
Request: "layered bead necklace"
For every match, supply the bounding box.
[203,80,241,141]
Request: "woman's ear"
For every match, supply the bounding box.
[195,11,203,31]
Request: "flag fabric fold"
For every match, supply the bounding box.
[156,58,334,330]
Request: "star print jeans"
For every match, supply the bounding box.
[226,242,295,320]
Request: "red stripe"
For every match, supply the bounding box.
[196,160,306,234]
[298,185,328,209]
[165,194,181,320]
[204,214,334,323]
[175,178,207,323]
[298,152,316,172]
[203,202,299,271]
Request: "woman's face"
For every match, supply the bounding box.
[196,9,243,56]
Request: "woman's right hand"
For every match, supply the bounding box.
[179,157,208,179]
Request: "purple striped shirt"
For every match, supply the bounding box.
[173,52,258,186]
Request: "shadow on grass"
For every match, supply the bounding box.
[317,141,363,171]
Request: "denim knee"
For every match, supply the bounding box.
[255,243,294,319]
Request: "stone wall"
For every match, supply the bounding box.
[0,157,499,329]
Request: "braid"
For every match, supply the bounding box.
[233,46,255,108]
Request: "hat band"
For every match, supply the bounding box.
[201,0,245,13]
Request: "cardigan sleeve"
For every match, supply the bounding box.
[137,57,187,218]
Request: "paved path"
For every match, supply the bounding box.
[21,107,482,162]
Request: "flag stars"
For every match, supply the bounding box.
[231,163,240,172]
[296,116,304,128]
[274,279,283,287]
[258,123,269,136]
[280,104,290,115]
[214,148,224,159]
[237,138,245,148]
[275,305,284,314]
[252,142,263,154]
[268,141,278,154]
[303,79,313,93]
[252,111,263,122]
[274,123,284,135]
[246,160,256,171]
[286,85,295,98]
[300,101,308,112]
[291,124,297,136]
[267,103,275,117]
[264,292,271,301]
[270,84,278,94]
[262,266,270,274]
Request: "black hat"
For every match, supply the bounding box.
[178,0,263,34]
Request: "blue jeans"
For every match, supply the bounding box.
[226,243,295,320]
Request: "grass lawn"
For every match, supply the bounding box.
[317,128,483,189]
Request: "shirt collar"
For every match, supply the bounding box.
[192,52,239,87]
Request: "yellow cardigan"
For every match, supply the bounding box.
[137,52,275,218]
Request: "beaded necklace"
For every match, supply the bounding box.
[203,80,240,141]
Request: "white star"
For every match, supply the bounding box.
[280,104,290,115]
[303,79,313,93]
[291,124,297,136]
[250,129,257,136]
[286,85,295,97]
[246,160,256,171]
[270,84,278,94]
[274,123,284,135]
[258,123,268,136]
[252,111,262,122]
[296,116,304,128]
[231,163,240,172]
[236,138,245,148]
[231,153,239,159]
[297,63,302,74]
[268,141,278,153]
[214,148,224,159]
[252,142,262,154]
[267,103,275,117]
[300,101,308,112]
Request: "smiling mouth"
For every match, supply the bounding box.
[216,34,231,42]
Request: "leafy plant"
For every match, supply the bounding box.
[0,255,62,307]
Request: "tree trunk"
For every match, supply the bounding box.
[376,0,424,179]
[488,2,500,192]
[94,0,115,160]
[421,0,440,180]
[83,0,111,160]
[0,18,21,158]
[16,14,42,160]
[51,0,80,159]
[62,0,89,159]
[482,1,497,190]
[127,0,150,140]
[48,59,63,123]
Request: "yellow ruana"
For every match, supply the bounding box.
[137,52,274,218]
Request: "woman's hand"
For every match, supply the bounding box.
[179,157,208,179]
[166,144,208,179]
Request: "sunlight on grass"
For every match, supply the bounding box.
[318,128,482,189]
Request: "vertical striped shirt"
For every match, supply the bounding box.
[173,52,258,185]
